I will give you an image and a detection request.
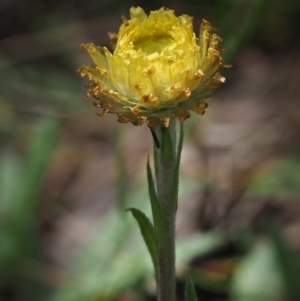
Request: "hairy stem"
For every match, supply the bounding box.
[153,119,181,301]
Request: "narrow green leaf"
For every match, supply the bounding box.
[147,158,163,227]
[126,207,157,279]
[185,276,198,301]
[169,118,177,153]
[150,128,160,149]
[152,125,162,180]
[176,121,184,159]
[172,121,184,209]
[146,158,169,258]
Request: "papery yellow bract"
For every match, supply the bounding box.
[78,7,228,128]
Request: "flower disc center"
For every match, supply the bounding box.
[133,34,173,54]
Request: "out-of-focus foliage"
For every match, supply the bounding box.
[230,221,300,301]
[248,157,300,199]
[1,0,300,300]
[0,116,59,300]
[51,178,223,301]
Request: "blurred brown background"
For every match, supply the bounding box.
[1,0,300,300]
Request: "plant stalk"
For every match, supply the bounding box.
[153,119,181,301]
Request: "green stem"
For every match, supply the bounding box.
[152,119,182,301]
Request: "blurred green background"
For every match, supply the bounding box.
[1,0,300,300]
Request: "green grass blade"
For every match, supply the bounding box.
[265,219,300,301]
[185,276,198,301]
[221,0,274,62]
[15,115,59,224]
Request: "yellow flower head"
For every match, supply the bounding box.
[78,7,228,128]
